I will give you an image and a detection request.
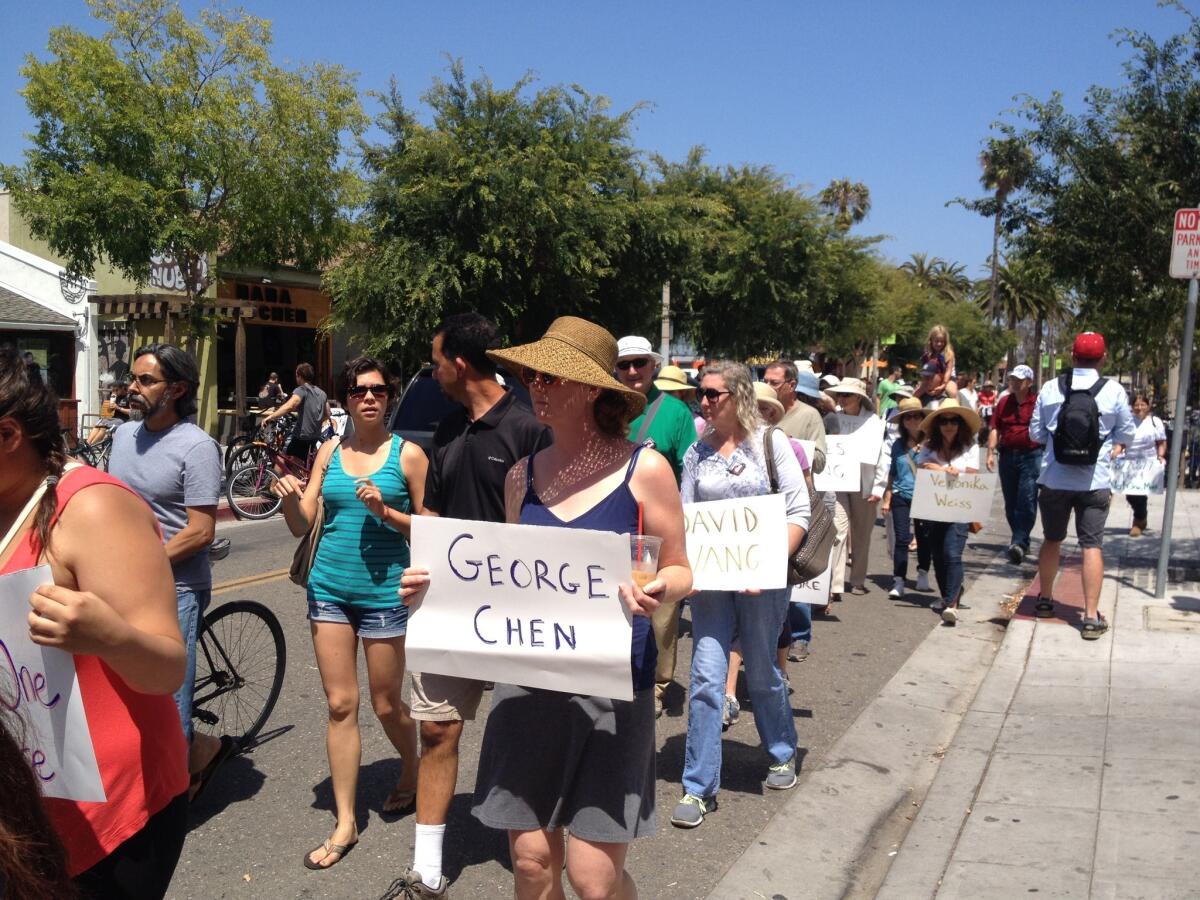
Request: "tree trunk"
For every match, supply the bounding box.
[989,208,1002,323]
[1033,313,1044,389]
[1006,307,1017,372]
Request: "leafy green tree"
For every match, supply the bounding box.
[325,65,677,363]
[818,179,872,232]
[1,0,365,333]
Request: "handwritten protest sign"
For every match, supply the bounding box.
[406,517,635,701]
[0,566,105,802]
[1111,457,1165,496]
[790,555,833,606]
[682,494,788,592]
[813,435,861,493]
[912,470,998,523]
[843,415,885,465]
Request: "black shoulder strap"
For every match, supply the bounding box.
[763,427,780,494]
[1060,371,1072,394]
[1087,377,1106,398]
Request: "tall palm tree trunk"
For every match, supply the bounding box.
[990,211,1002,323]
[1033,313,1045,388]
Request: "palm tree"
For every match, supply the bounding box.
[899,252,945,289]
[819,179,871,231]
[931,260,971,302]
[979,138,1035,320]
[976,258,1050,369]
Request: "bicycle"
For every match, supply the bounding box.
[225,441,317,520]
[224,412,296,476]
[191,540,287,748]
[67,431,113,471]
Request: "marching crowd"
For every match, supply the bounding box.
[0,313,1141,899]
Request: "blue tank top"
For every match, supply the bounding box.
[519,446,657,693]
[309,435,411,610]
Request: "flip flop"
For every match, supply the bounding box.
[303,838,358,870]
[189,734,238,803]
[382,786,416,815]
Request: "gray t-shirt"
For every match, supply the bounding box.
[109,420,222,590]
[292,383,328,440]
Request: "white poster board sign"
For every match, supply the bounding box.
[0,566,106,802]
[1111,457,1165,496]
[682,494,788,592]
[845,416,885,465]
[789,555,833,606]
[813,435,861,493]
[406,517,635,701]
[911,471,998,523]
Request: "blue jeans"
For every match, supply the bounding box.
[890,497,913,578]
[916,521,968,605]
[998,448,1042,550]
[786,601,812,644]
[683,589,797,799]
[173,585,210,742]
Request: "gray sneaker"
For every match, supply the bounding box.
[787,641,810,662]
[380,869,448,899]
[721,694,740,731]
[670,793,715,828]
[765,754,798,790]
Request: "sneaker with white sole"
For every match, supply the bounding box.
[670,793,715,828]
[765,754,798,790]
[915,569,931,592]
[941,606,958,624]
[888,577,904,598]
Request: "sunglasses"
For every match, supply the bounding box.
[616,358,651,371]
[520,368,562,388]
[130,373,170,388]
[696,387,731,402]
[939,416,963,426]
[347,384,392,400]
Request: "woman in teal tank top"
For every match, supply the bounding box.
[273,357,428,870]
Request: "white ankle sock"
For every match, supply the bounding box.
[413,823,445,888]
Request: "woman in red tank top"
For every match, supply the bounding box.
[0,347,189,899]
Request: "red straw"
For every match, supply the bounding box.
[636,501,644,561]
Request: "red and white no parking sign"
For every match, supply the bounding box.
[1170,208,1200,279]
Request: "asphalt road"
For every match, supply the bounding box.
[167,506,1016,900]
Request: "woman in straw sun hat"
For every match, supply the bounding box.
[825,377,887,599]
[915,399,981,625]
[401,316,692,899]
[656,364,706,438]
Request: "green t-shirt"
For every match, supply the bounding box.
[877,377,902,413]
[626,386,697,483]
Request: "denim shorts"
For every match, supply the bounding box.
[306,595,408,638]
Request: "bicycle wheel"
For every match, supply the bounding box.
[226,441,271,476]
[92,435,112,471]
[193,600,286,747]
[226,464,282,520]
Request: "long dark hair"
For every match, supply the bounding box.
[0,346,67,554]
[925,413,975,460]
[0,703,76,899]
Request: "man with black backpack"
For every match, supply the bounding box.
[1029,332,1136,639]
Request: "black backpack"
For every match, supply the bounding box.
[1052,372,1106,466]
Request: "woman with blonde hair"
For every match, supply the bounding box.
[672,362,809,828]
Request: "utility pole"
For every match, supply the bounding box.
[660,281,671,362]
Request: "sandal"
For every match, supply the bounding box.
[189,735,237,803]
[1081,613,1109,641]
[1033,597,1055,619]
[303,837,358,870]
[382,785,417,815]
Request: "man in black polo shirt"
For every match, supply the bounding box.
[394,313,550,897]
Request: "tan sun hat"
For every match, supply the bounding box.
[654,364,693,395]
[753,381,785,418]
[828,376,870,399]
[920,398,982,440]
[487,316,647,418]
[887,395,926,424]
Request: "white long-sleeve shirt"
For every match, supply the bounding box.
[1029,368,1136,491]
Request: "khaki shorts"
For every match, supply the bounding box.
[409,671,486,722]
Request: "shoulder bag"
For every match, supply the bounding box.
[289,437,338,587]
[764,427,836,583]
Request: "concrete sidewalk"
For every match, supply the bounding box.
[879,491,1200,899]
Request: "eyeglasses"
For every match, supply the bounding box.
[696,387,732,402]
[616,358,650,371]
[520,368,561,388]
[347,384,391,400]
[130,374,170,387]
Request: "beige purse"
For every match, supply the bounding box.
[288,499,325,587]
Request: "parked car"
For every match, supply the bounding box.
[387,366,533,452]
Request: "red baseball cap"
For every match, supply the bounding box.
[1072,332,1106,359]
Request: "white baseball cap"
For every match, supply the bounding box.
[1009,365,1034,381]
[615,335,664,364]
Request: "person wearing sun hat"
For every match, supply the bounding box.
[615,336,700,718]
[1029,331,1135,639]
[986,364,1041,565]
[880,397,933,598]
[825,377,887,599]
[655,364,706,438]
[914,398,982,624]
[400,316,693,899]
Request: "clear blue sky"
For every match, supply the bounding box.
[0,0,1185,276]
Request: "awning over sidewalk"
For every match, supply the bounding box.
[0,284,77,331]
[91,294,256,321]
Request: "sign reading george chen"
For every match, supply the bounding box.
[1170,209,1200,279]
[405,517,636,701]
[0,566,106,802]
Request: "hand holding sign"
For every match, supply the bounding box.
[28,582,131,658]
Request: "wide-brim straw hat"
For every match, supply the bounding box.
[887,395,926,423]
[487,316,647,418]
[920,398,981,440]
[753,382,785,418]
[828,377,870,400]
[654,364,693,394]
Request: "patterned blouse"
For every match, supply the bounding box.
[681,425,809,528]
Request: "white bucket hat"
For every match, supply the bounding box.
[615,335,664,365]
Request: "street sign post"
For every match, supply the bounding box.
[1156,209,1200,598]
